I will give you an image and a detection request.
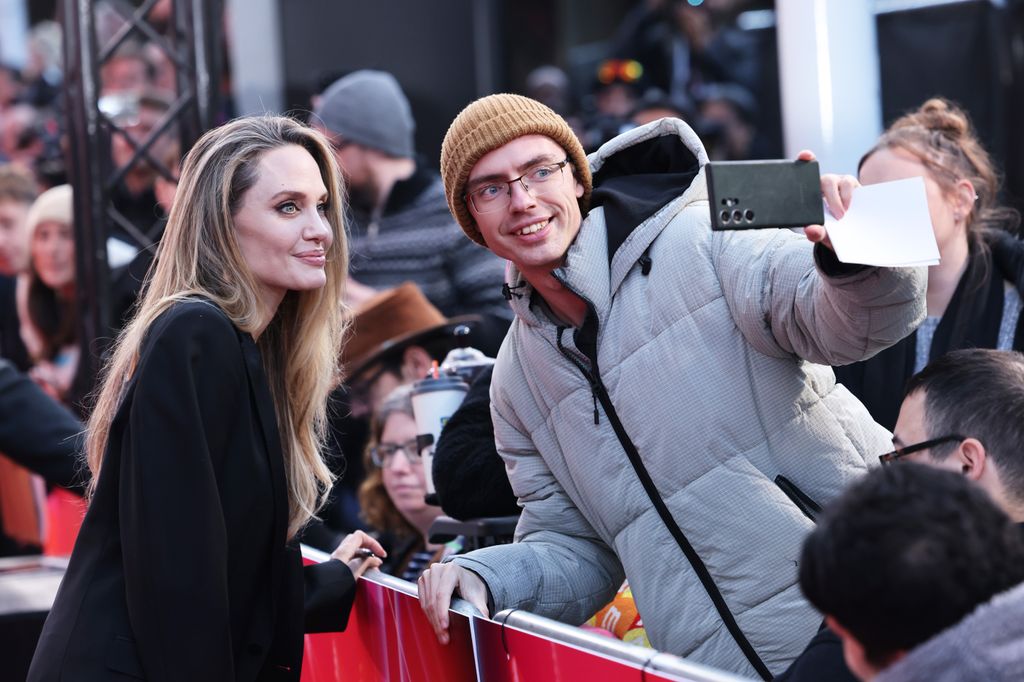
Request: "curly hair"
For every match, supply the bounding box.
[859,98,1020,255]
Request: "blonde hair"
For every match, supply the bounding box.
[86,115,349,538]
[860,98,1020,252]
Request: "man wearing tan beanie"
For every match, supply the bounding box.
[419,93,927,678]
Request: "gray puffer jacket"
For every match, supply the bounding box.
[449,118,927,678]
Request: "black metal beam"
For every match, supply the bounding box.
[60,0,223,402]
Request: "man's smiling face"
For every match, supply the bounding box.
[466,134,584,278]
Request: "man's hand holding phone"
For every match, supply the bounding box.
[798,149,861,252]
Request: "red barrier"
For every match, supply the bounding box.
[43,487,86,557]
[300,571,477,682]
[300,549,751,682]
[473,617,680,682]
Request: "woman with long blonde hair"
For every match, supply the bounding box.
[29,115,384,681]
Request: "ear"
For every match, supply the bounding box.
[575,178,585,199]
[953,178,977,218]
[956,437,987,481]
[400,345,435,383]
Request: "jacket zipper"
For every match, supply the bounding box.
[550,273,773,681]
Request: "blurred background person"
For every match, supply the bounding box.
[0,164,36,371]
[302,282,478,552]
[312,70,510,354]
[359,385,461,582]
[18,184,79,407]
[835,98,1023,429]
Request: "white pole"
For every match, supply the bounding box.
[776,0,882,175]
[225,0,284,115]
[0,0,29,69]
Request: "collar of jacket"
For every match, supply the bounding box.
[504,117,710,327]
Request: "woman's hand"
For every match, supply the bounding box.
[330,530,387,579]
[799,149,861,252]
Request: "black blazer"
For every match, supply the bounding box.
[0,358,84,492]
[28,300,355,682]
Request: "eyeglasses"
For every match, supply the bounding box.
[878,434,966,466]
[464,158,571,213]
[370,438,421,468]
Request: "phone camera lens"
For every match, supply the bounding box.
[732,210,743,223]
[720,210,731,223]
[744,210,755,222]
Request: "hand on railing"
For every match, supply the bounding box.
[418,563,490,645]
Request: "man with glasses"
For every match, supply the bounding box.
[417,93,926,677]
[781,347,1024,682]
[886,348,1024,521]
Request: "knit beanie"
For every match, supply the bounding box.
[25,184,73,239]
[314,70,415,159]
[441,93,591,247]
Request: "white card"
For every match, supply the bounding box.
[823,176,940,267]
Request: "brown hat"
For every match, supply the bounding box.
[342,282,480,381]
[440,93,592,247]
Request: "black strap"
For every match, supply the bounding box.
[555,327,773,680]
[590,379,774,681]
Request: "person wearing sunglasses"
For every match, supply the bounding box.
[358,385,461,582]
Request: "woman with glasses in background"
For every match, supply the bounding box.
[359,385,462,582]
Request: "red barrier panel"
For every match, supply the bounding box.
[301,573,477,682]
[43,488,85,557]
[473,617,682,682]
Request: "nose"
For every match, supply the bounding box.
[389,447,414,472]
[507,178,537,212]
[305,212,333,247]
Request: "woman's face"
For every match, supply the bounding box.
[378,411,431,521]
[31,219,75,291]
[859,146,965,254]
[232,144,334,314]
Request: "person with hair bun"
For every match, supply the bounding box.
[28,115,385,681]
[834,98,1024,430]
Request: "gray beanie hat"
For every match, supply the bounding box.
[314,70,415,158]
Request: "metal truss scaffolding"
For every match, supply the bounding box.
[61,0,223,395]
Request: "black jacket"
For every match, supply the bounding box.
[0,359,83,491]
[835,232,1024,430]
[28,301,355,681]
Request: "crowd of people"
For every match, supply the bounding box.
[2,1,1024,681]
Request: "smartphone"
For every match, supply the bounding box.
[706,159,824,230]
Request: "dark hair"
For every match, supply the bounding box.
[859,99,1020,256]
[27,278,78,361]
[799,464,1024,667]
[904,349,1024,505]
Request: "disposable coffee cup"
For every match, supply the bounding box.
[411,375,469,496]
